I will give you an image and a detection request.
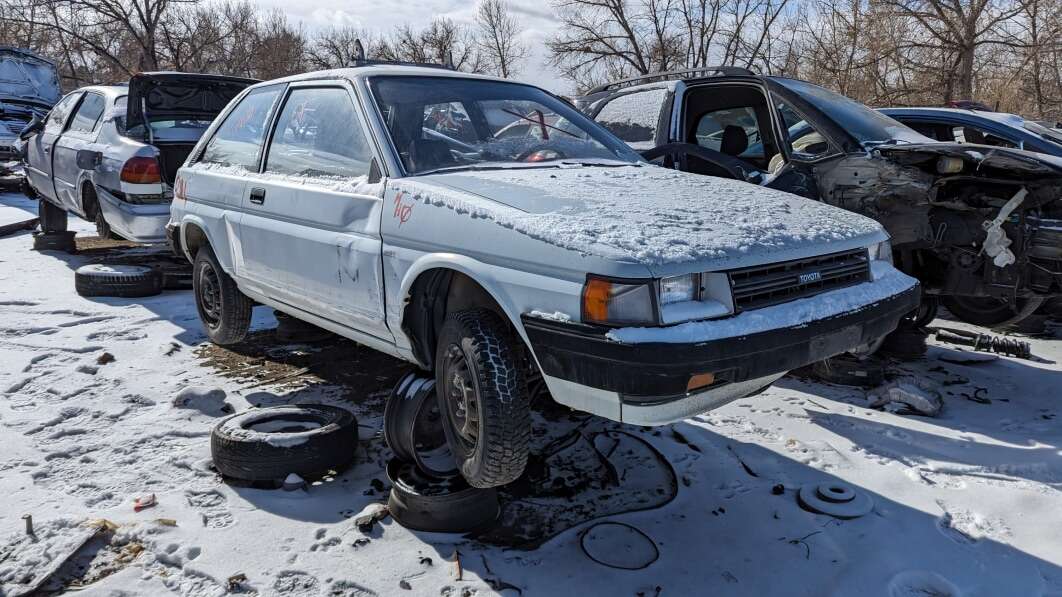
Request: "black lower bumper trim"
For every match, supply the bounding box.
[522,284,920,400]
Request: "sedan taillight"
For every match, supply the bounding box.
[121,156,162,184]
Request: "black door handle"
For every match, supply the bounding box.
[249,187,266,204]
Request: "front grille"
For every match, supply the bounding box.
[728,248,870,311]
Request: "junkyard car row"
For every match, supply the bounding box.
[8,58,1060,490]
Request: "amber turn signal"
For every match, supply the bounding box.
[686,372,716,392]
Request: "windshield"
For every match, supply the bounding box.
[369,76,642,175]
[1024,120,1062,147]
[774,78,932,147]
[0,53,60,105]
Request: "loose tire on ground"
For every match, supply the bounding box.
[75,264,163,298]
[386,459,499,533]
[435,308,530,489]
[38,198,67,233]
[211,404,358,482]
[32,230,76,252]
[193,245,252,345]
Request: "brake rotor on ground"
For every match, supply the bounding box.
[385,459,499,533]
[797,481,873,519]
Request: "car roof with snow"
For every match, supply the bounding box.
[881,106,1027,127]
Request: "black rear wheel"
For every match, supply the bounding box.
[193,245,252,345]
[435,308,530,488]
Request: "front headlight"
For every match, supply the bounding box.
[582,276,657,325]
[868,239,893,264]
[660,273,698,305]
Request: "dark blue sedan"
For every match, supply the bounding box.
[880,107,1062,158]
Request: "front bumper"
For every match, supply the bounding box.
[523,282,920,420]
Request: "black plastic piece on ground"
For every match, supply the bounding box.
[808,354,885,387]
[878,327,928,360]
[385,459,499,533]
[211,404,358,483]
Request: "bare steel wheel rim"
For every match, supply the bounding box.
[198,262,222,327]
[442,344,480,451]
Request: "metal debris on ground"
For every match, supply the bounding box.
[797,482,874,519]
[928,326,1032,359]
[226,573,247,591]
[579,522,659,570]
[869,381,943,417]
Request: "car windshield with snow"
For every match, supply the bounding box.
[169,64,920,489]
[582,68,1062,327]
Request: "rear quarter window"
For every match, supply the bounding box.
[199,86,282,170]
[593,88,668,149]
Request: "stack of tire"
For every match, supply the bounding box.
[34,198,76,253]
[383,372,500,533]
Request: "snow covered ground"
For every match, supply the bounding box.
[1,190,1061,596]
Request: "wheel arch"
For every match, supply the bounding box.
[399,257,525,371]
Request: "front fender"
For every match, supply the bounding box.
[393,251,584,348]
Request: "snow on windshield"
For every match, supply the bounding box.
[370,76,641,175]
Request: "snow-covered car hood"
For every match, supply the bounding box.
[397,164,886,273]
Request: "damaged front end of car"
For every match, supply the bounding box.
[816,143,1062,322]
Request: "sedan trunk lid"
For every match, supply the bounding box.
[126,72,258,132]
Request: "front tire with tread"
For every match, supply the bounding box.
[435,308,530,489]
[193,245,252,345]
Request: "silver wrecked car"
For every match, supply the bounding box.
[0,46,60,187]
[22,72,255,241]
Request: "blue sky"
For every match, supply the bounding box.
[255,0,566,93]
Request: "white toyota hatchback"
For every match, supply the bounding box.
[168,64,920,488]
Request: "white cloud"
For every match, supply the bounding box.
[250,0,570,93]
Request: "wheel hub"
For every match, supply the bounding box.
[444,345,479,447]
[199,265,221,324]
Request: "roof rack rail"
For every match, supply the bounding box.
[348,38,456,70]
[587,66,756,95]
[350,58,456,70]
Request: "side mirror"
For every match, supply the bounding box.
[18,114,43,141]
[76,149,102,170]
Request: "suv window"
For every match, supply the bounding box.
[775,98,832,159]
[200,86,281,170]
[265,87,373,178]
[67,92,106,133]
[44,93,81,134]
[594,88,667,149]
[695,106,763,159]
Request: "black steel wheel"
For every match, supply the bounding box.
[435,308,530,489]
[193,245,252,345]
[942,295,1045,327]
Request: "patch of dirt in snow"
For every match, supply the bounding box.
[194,330,407,400]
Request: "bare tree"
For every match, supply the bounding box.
[475,0,528,77]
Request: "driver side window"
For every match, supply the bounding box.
[775,98,832,160]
